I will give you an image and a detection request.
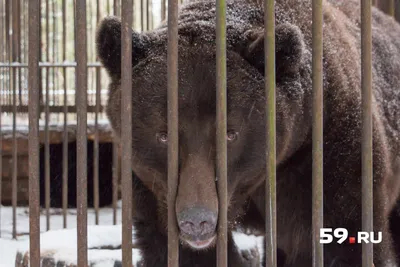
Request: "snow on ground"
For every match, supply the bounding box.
[0,202,264,266]
[0,202,124,266]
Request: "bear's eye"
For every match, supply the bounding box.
[156,132,168,144]
[227,130,238,142]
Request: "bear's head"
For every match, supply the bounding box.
[96,15,307,250]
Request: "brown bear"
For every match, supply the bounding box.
[96,0,400,266]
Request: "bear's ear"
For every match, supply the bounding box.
[240,23,305,79]
[96,16,152,78]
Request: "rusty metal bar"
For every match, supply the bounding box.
[11,0,18,240]
[167,0,180,264]
[45,0,51,231]
[264,0,277,266]
[76,0,88,265]
[28,0,41,265]
[361,0,373,266]
[216,0,228,264]
[62,0,68,229]
[94,0,101,226]
[121,0,133,265]
[312,0,324,265]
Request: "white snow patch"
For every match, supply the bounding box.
[0,239,20,267]
[0,205,264,266]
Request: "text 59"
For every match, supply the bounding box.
[320,228,382,244]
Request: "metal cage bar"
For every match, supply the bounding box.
[167,0,180,264]
[361,0,373,266]
[113,0,121,227]
[216,0,228,265]
[312,0,324,265]
[264,0,277,266]
[94,0,102,226]
[121,0,134,266]
[0,0,3,239]
[11,0,18,240]
[45,0,51,231]
[28,0,41,265]
[76,0,89,265]
[62,0,69,229]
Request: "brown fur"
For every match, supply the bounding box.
[97,0,400,266]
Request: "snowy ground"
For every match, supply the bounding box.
[0,202,128,266]
[0,202,264,267]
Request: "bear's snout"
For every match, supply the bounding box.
[177,206,217,249]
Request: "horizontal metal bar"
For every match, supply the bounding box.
[1,105,104,113]
[0,62,102,68]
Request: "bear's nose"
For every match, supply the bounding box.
[177,206,217,238]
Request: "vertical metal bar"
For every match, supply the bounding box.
[11,0,18,240]
[361,0,373,266]
[121,0,133,266]
[114,0,119,16]
[146,0,149,30]
[0,0,4,238]
[113,0,121,228]
[389,0,395,16]
[62,0,68,229]
[112,142,119,225]
[149,0,153,30]
[16,0,21,110]
[140,0,144,31]
[167,0,179,264]
[52,0,57,114]
[216,0,228,264]
[5,0,9,107]
[38,0,43,106]
[28,0,41,265]
[264,0,276,266]
[76,0,88,266]
[45,0,51,231]
[94,0,101,226]
[312,0,324,265]
[161,0,166,21]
